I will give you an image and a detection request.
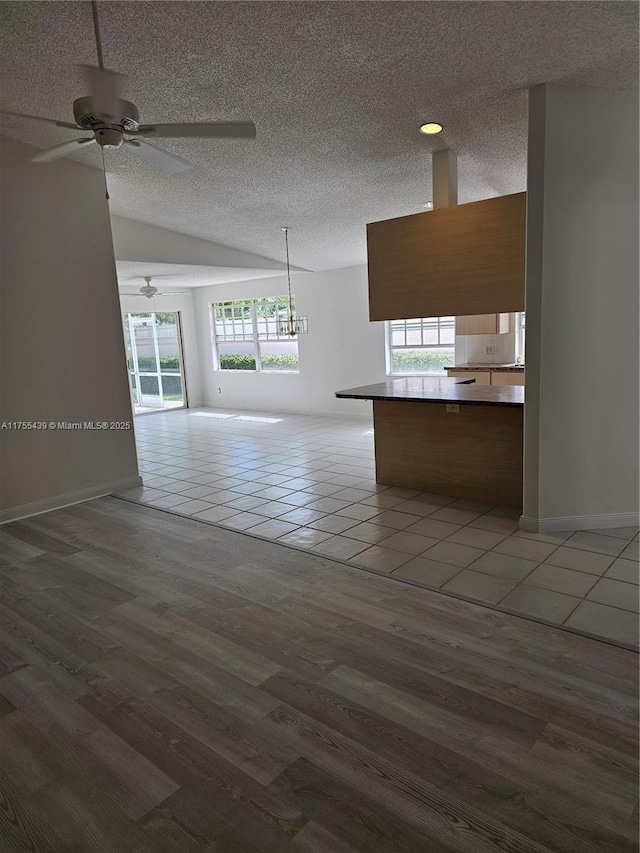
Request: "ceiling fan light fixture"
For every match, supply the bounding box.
[276,227,308,338]
[139,276,158,298]
[419,122,443,135]
[96,127,124,149]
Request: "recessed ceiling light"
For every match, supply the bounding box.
[419,122,443,135]
[422,201,433,209]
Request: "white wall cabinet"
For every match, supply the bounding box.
[455,313,510,335]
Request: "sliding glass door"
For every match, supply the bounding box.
[123,312,187,414]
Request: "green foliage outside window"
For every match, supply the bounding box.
[135,355,181,371]
[219,354,256,370]
[260,354,299,371]
[219,353,299,371]
[390,350,453,374]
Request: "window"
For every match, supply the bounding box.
[386,316,455,375]
[515,311,526,364]
[212,297,299,372]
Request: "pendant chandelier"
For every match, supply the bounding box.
[277,227,308,337]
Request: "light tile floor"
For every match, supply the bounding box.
[115,407,640,648]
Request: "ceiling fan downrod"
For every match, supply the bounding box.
[91,1,105,70]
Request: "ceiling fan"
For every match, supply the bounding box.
[121,277,186,299]
[2,1,256,172]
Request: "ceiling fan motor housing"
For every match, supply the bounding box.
[73,96,140,131]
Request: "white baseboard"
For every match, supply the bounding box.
[0,476,143,525]
[520,511,640,533]
[199,400,372,420]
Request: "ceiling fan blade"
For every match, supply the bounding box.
[32,137,96,163]
[123,138,190,172]
[1,110,79,130]
[119,290,186,296]
[135,122,256,140]
[80,64,125,121]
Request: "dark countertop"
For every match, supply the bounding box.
[445,363,525,372]
[335,377,524,407]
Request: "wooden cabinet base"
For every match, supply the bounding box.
[373,400,523,508]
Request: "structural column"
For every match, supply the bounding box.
[522,85,639,532]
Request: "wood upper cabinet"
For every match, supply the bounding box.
[367,192,526,321]
[455,313,510,335]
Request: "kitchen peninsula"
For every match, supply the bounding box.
[336,377,524,508]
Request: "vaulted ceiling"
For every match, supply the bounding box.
[1,1,637,270]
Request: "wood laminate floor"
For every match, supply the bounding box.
[0,496,638,853]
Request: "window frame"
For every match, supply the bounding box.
[210,296,300,374]
[515,311,526,364]
[123,311,188,412]
[385,316,456,376]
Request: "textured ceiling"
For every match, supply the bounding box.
[1,1,637,270]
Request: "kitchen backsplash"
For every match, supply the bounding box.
[455,331,517,365]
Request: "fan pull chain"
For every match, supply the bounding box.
[101,145,109,200]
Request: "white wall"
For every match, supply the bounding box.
[523,85,639,531]
[455,328,517,365]
[111,216,287,271]
[119,291,203,406]
[0,138,140,521]
[192,265,386,416]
